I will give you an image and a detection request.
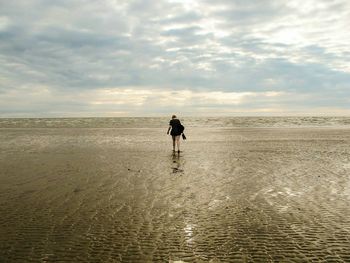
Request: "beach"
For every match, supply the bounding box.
[1,118,350,262]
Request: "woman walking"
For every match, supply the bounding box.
[167,115,184,152]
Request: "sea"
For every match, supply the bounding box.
[1,116,350,128]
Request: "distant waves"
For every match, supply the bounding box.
[1,116,350,128]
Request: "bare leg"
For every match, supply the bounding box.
[175,135,181,152]
[172,136,176,151]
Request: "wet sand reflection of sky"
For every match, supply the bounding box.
[184,223,195,245]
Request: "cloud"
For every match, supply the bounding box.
[0,0,350,116]
[1,85,349,117]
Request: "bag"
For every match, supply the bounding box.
[182,133,186,140]
[180,124,185,133]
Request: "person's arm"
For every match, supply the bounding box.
[167,120,172,134]
[167,125,171,135]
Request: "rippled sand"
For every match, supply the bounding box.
[1,127,350,262]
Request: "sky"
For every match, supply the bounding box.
[0,0,350,117]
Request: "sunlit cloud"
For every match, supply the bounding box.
[88,89,282,107]
[3,84,345,117]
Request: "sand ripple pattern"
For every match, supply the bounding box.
[1,127,350,262]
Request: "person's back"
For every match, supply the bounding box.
[169,118,182,136]
[167,115,183,152]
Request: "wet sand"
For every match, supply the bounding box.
[1,127,350,262]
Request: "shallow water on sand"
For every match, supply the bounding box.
[1,124,350,262]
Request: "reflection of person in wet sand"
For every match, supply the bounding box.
[172,151,183,174]
[167,115,184,153]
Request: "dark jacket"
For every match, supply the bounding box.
[169,119,183,136]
